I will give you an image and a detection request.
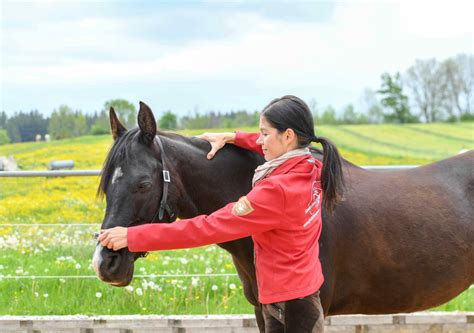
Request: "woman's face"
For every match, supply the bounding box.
[256,116,293,161]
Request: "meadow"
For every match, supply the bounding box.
[0,122,473,315]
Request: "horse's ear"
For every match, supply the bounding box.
[137,101,157,145]
[109,107,127,140]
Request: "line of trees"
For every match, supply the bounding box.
[0,54,472,144]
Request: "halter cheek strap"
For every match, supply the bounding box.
[153,136,175,221]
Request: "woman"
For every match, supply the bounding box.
[99,95,344,332]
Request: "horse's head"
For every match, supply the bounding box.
[92,101,177,286]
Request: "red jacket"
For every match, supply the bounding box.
[128,131,324,304]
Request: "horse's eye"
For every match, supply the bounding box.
[138,182,152,192]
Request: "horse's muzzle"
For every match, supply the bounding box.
[92,244,134,286]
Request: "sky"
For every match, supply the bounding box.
[1,0,473,119]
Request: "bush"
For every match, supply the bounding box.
[460,113,474,122]
[0,129,10,145]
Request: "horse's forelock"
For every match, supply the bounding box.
[97,128,142,198]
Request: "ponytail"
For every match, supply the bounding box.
[313,136,344,214]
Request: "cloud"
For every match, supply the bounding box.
[1,0,472,115]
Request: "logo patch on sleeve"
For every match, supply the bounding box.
[232,196,254,216]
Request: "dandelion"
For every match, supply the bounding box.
[95,292,102,298]
[125,286,134,293]
[142,280,149,290]
[43,293,49,298]
[59,278,66,284]
[136,288,143,296]
[211,285,218,291]
[139,267,146,273]
[171,279,178,285]
[191,277,199,287]
[229,283,236,290]
[179,257,189,265]
[75,263,81,269]
[34,292,39,297]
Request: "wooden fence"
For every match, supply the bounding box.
[2,312,474,332]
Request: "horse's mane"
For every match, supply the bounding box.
[97,130,359,198]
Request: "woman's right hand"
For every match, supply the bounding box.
[196,132,236,160]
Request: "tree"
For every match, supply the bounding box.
[103,99,137,128]
[159,111,178,130]
[0,130,10,145]
[5,110,48,142]
[319,106,338,125]
[367,105,384,124]
[377,72,418,123]
[309,98,318,120]
[48,105,87,140]
[0,111,7,129]
[90,110,110,135]
[405,59,451,122]
[442,54,473,119]
[361,88,384,124]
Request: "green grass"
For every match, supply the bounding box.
[0,122,473,315]
[0,227,250,315]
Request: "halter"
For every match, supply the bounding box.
[152,135,175,222]
[137,135,176,259]
[94,135,175,258]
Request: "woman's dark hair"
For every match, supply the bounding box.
[261,95,345,214]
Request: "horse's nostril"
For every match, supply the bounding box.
[108,253,121,272]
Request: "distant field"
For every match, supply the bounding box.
[0,122,473,315]
[0,122,472,170]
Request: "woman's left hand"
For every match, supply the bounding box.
[98,227,128,251]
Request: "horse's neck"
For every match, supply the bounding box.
[160,133,261,218]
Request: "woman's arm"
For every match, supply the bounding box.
[98,180,284,252]
[198,131,263,159]
[234,131,264,156]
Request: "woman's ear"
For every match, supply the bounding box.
[285,128,299,147]
[285,128,295,140]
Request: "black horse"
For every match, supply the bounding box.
[93,102,474,331]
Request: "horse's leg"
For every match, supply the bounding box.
[254,304,265,332]
[219,238,265,332]
[231,254,265,332]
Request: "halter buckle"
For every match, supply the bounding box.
[163,170,171,183]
